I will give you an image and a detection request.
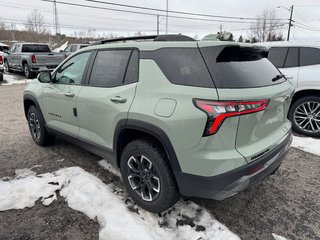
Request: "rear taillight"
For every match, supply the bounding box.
[0,55,3,64]
[194,99,269,136]
[31,54,36,63]
[64,54,68,59]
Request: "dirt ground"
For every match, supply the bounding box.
[0,79,319,240]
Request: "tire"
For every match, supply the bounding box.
[120,138,179,213]
[27,105,55,146]
[0,73,3,82]
[289,95,320,137]
[23,63,35,79]
[4,60,12,73]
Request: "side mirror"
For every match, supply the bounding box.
[59,49,64,53]
[37,71,52,83]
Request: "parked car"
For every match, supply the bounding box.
[62,44,89,57]
[4,43,65,78]
[24,35,294,212]
[258,42,320,137]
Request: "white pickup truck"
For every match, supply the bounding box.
[4,43,65,78]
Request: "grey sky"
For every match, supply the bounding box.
[1,0,320,41]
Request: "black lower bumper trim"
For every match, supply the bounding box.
[176,131,292,200]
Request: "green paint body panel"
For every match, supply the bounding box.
[24,40,294,180]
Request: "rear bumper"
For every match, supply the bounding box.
[176,131,292,200]
[30,65,58,72]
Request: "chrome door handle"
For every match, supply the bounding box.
[110,96,127,103]
[64,92,75,97]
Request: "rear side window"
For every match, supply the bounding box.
[124,50,139,84]
[141,48,214,88]
[22,44,51,53]
[284,47,299,68]
[89,50,131,87]
[267,47,288,68]
[300,47,320,66]
[201,46,284,88]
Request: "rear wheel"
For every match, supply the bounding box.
[120,138,179,213]
[23,63,35,79]
[289,96,320,137]
[27,106,55,146]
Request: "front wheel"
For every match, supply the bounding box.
[27,106,55,146]
[289,96,320,137]
[120,138,179,213]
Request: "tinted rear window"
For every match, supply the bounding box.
[89,50,131,87]
[22,44,51,53]
[300,47,320,66]
[201,46,284,88]
[141,48,214,88]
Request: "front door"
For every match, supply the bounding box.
[41,51,91,137]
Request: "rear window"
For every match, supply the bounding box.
[80,45,89,49]
[201,46,285,88]
[22,44,51,53]
[89,50,131,87]
[300,47,320,66]
[141,48,214,88]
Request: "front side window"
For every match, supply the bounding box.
[89,50,132,87]
[267,47,288,68]
[300,47,320,66]
[54,51,91,85]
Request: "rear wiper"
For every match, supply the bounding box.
[272,74,286,82]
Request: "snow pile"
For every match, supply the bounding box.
[0,167,239,240]
[272,233,289,240]
[98,159,121,177]
[1,77,32,86]
[292,136,320,156]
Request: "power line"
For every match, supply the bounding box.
[41,0,287,24]
[84,0,287,21]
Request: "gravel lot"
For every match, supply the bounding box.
[0,75,319,240]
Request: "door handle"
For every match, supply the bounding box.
[64,92,75,97]
[110,96,127,103]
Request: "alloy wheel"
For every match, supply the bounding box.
[127,155,160,202]
[29,112,41,139]
[294,101,320,133]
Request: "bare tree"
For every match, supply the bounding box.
[26,9,46,34]
[250,8,284,42]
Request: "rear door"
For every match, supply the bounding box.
[200,45,294,162]
[298,47,320,89]
[77,49,138,149]
[41,51,92,137]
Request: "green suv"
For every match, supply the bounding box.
[24,35,294,212]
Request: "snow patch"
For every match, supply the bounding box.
[98,159,121,177]
[272,233,289,240]
[1,79,32,86]
[0,167,239,240]
[292,136,320,156]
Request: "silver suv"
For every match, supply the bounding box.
[259,42,320,137]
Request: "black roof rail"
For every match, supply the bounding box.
[91,34,195,45]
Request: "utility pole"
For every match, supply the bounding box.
[53,0,60,35]
[165,0,168,34]
[287,5,294,41]
[157,15,159,35]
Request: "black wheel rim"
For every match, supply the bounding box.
[127,155,160,202]
[29,112,41,139]
[294,101,320,133]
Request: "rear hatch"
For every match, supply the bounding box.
[199,44,294,163]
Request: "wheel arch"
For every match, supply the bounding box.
[291,89,320,106]
[23,94,45,123]
[114,119,182,175]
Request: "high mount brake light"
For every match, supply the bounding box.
[194,99,269,136]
